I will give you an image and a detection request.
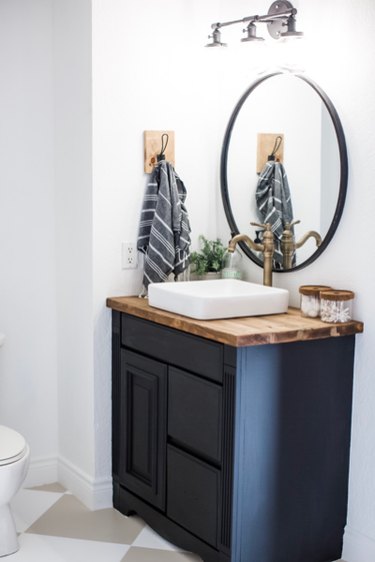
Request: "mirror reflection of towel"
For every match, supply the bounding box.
[137,160,191,293]
[255,161,294,269]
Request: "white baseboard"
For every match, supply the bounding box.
[23,454,112,511]
[343,525,375,562]
[57,455,112,510]
[23,455,58,488]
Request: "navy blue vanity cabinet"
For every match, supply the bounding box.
[110,302,361,562]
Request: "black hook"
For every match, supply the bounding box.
[157,133,169,162]
[268,135,283,161]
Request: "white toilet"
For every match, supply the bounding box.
[0,334,30,557]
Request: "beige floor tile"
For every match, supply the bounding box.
[122,547,202,562]
[27,483,66,493]
[12,489,65,534]
[132,525,180,550]
[25,494,145,545]
[14,533,130,561]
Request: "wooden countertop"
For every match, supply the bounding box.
[106,296,363,348]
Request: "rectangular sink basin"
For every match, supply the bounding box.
[148,279,289,320]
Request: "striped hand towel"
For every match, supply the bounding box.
[137,160,191,293]
[255,161,294,269]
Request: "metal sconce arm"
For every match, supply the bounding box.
[210,8,295,31]
[206,1,302,46]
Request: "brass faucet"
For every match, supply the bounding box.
[228,222,274,286]
[281,220,322,269]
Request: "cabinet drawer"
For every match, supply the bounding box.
[122,314,223,383]
[167,445,220,548]
[168,367,222,464]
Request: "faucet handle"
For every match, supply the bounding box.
[250,221,272,231]
[284,219,301,230]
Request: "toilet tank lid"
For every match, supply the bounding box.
[0,425,26,462]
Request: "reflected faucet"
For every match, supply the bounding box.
[228,222,274,286]
[281,220,322,270]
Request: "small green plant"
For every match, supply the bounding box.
[190,235,226,275]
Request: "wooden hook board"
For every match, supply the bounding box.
[256,133,284,174]
[144,130,175,173]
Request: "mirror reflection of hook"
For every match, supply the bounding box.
[157,133,169,161]
[268,135,283,161]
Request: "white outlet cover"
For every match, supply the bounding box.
[122,242,138,269]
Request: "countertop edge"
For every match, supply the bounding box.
[106,296,364,348]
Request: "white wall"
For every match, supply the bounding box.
[52,0,102,507]
[0,0,100,506]
[0,0,58,481]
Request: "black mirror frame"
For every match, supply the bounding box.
[220,71,348,272]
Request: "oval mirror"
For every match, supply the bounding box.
[220,72,348,271]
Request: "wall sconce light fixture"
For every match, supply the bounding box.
[205,1,303,47]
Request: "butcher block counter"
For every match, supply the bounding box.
[106,295,363,347]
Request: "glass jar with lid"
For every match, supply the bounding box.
[320,290,354,323]
[299,285,332,318]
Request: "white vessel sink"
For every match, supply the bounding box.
[0,333,4,347]
[148,279,289,320]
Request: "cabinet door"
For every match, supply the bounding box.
[119,349,167,511]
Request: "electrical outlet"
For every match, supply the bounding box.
[122,242,138,269]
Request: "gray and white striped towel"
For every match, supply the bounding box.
[137,160,191,293]
[255,161,294,269]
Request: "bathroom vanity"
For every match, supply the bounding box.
[107,296,363,562]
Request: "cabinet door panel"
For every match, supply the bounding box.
[167,445,220,548]
[168,367,222,464]
[119,350,167,511]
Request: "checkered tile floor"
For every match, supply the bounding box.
[10,484,202,561]
[9,483,346,561]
